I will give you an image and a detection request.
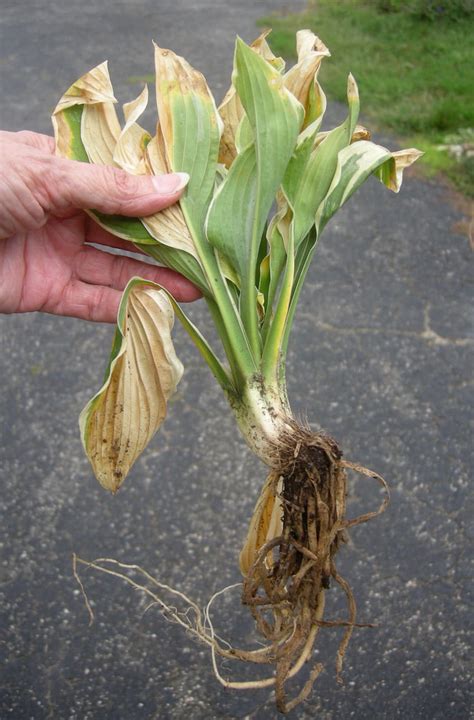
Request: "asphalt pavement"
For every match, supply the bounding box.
[0,1,472,718]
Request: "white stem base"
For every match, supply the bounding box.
[229,377,294,468]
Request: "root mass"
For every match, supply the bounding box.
[74,425,389,714]
[239,426,389,712]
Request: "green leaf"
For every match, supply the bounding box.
[263,77,360,378]
[232,36,304,248]
[258,253,271,309]
[134,243,209,296]
[153,44,256,379]
[281,140,422,364]
[217,30,285,169]
[260,201,290,342]
[207,37,304,357]
[168,294,235,395]
[205,143,257,277]
[92,210,158,244]
[234,114,254,153]
[281,126,320,216]
[283,74,360,247]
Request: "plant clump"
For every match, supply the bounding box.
[55,29,418,712]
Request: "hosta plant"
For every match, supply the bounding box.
[54,30,421,712]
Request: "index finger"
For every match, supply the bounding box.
[3,130,56,153]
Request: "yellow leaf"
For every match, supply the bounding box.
[390,148,424,191]
[239,472,283,575]
[53,61,117,113]
[153,42,222,166]
[113,85,151,174]
[284,30,330,124]
[145,126,170,174]
[351,124,371,143]
[218,85,243,168]
[80,280,183,493]
[52,61,120,162]
[61,61,122,166]
[81,101,121,166]
[251,30,286,72]
[143,130,201,261]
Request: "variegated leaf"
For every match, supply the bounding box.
[154,42,222,238]
[316,141,424,234]
[377,148,424,191]
[283,74,360,247]
[52,66,206,288]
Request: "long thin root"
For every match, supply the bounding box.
[72,432,388,713]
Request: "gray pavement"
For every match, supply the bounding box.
[0,1,472,718]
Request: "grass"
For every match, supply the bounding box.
[258,1,474,197]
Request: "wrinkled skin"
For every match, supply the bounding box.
[0,130,200,323]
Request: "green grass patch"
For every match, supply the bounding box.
[259,1,474,197]
[127,74,155,85]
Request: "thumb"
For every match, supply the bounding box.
[53,157,190,216]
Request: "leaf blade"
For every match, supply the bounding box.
[316,141,424,234]
[153,43,222,236]
[208,37,304,356]
[283,74,360,247]
[217,30,285,168]
[80,279,183,493]
[52,75,208,289]
[112,85,151,174]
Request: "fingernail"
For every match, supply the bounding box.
[152,172,190,195]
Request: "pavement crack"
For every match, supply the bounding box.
[302,303,473,347]
[419,302,473,347]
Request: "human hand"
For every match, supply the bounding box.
[0,130,200,322]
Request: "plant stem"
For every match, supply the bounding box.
[261,228,295,387]
[206,299,243,391]
[280,232,319,364]
[260,249,286,346]
[169,298,235,395]
[228,375,293,467]
[184,216,258,382]
[241,190,264,363]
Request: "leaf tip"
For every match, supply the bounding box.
[347,73,359,102]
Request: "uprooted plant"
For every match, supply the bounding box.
[54,30,422,712]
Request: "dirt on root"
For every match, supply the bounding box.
[240,426,388,713]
